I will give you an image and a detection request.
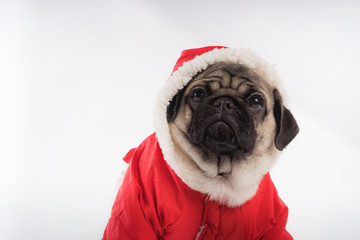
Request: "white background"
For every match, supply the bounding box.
[1,0,360,239]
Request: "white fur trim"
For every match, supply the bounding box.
[153,48,283,207]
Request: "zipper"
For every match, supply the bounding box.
[194,196,209,240]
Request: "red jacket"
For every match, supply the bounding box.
[102,133,292,240]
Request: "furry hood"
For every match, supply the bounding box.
[153,46,285,207]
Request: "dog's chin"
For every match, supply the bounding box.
[203,121,238,155]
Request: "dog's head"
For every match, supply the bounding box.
[153,47,299,206]
[166,62,299,176]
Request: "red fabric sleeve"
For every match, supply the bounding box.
[102,140,161,240]
[102,134,177,240]
[240,174,293,240]
[257,174,293,240]
[102,184,158,240]
[260,206,293,240]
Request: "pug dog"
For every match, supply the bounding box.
[103,46,299,240]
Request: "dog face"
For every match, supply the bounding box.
[167,62,299,177]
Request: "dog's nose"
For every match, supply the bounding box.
[212,97,237,110]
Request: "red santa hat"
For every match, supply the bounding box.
[171,46,227,73]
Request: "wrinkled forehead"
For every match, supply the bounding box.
[184,62,274,96]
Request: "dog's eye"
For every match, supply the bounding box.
[248,95,264,110]
[190,88,207,102]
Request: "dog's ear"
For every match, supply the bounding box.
[273,89,299,150]
[166,88,186,123]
